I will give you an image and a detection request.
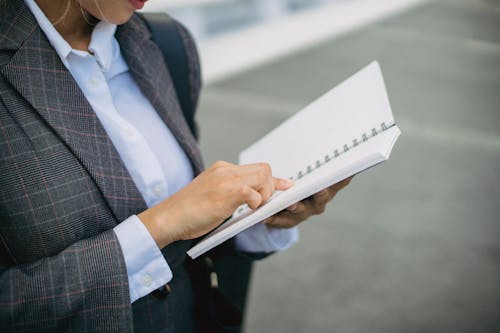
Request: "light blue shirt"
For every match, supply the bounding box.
[25,0,298,303]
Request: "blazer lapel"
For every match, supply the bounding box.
[116,16,205,175]
[0,2,148,222]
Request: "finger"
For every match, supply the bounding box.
[258,178,274,203]
[265,214,303,229]
[290,197,325,216]
[211,160,234,168]
[310,200,327,215]
[213,163,277,210]
[286,201,307,214]
[240,185,263,210]
[235,163,274,189]
[274,177,294,191]
[312,189,330,204]
[332,177,353,191]
[260,178,293,205]
[236,163,293,192]
[321,176,353,200]
[236,164,292,202]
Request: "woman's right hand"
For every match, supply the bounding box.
[137,161,294,249]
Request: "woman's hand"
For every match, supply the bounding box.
[264,176,353,229]
[138,161,294,249]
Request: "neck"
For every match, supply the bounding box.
[34,0,98,51]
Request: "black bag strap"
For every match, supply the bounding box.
[137,12,198,137]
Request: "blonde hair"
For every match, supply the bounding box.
[52,0,98,27]
[52,0,72,26]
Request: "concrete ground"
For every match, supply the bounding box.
[196,0,500,332]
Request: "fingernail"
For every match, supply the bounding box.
[282,179,294,187]
[287,203,298,211]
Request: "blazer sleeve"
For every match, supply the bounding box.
[0,230,133,332]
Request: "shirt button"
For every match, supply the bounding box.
[89,77,100,87]
[124,127,135,138]
[152,185,164,196]
[143,274,153,287]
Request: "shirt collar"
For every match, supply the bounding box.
[24,0,117,72]
[88,22,117,72]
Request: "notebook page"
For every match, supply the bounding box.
[239,61,394,179]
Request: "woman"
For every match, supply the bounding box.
[0,0,351,331]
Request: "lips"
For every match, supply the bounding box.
[129,0,147,10]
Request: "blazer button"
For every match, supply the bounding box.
[152,283,171,299]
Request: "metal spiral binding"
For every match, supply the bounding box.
[289,122,390,181]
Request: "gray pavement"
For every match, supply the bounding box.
[196,0,500,332]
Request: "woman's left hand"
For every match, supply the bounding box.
[264,176,353,229]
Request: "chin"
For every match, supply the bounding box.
[113,12,136,25]
[89,9,135,25]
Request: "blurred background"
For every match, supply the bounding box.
[143,0,500,332]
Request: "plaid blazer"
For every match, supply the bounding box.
[0,1,211,332]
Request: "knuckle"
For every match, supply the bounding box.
[314,204,326,215]
[262,163,272,174]
[316,189,329,197]
[257,169,267,180]
[294,203,306,214]
[281,218,298,229]
[260,188,271,202]
[213,160,227,169]
[258,163,272,177]
[314,196,329,206]
[240,185,250,197]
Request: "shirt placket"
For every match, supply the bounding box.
[69,53,169,207]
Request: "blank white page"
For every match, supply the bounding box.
[239,61,394,179]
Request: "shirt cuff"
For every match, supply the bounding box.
[235,222,299,253]
[114,215,172,303]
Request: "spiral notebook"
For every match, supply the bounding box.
[187,61,401,259]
